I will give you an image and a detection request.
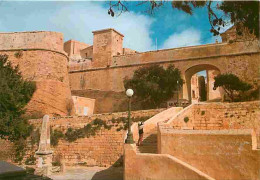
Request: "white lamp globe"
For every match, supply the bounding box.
[126,89,134,97]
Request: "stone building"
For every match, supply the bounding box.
[67,27,259,113]
[0,27,259,115]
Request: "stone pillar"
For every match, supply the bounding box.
[35,115,53,176]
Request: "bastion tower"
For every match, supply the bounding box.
[0,31,73,116]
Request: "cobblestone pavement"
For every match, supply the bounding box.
[49,166,123,180]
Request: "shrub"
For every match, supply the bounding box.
[214,73,252,102]
[51,128,64,147]
[25,155,36,165]
[0,54,36,142]
[184,117,189,123]
[52,154,62,166]
[124,65,183,108]
[30,128,40,146]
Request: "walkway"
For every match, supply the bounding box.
[49,166,123,180]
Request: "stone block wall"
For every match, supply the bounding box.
[0,31,73,116]
[158,128,260,180]
[69,41,259,95]
[0,31,64,52]
[71,89,140,113]
[168,101,260,130]
[28,108,164,167]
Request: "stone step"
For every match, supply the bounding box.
[136,132,158,154]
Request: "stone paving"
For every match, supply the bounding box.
[49,166,123,180]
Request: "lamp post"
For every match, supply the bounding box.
[125,89,134,144]
[177,80,179,107]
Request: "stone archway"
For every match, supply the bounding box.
[183,64,222,103]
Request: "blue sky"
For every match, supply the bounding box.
[0,1,230,53]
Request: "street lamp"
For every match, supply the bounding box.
[125,89,134,144]
[177,80,179,107]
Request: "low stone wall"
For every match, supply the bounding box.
[124,144,214,180]
[131,107,183,142]
[167,101,260,130]
[158,127,260,180]
[28,108,164,167]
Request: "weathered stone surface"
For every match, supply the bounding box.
[124,144,214,180]
[35,115,53,177]
[28,109,164,167]
[158,128,260,180]
[167,101,260,130]
[68,28,259,104]
[0,31,72,116]
[36,115,52,155]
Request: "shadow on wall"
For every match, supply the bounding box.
[71,89,158,114]
[91,157,123,180]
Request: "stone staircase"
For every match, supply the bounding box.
[136,128,157,154]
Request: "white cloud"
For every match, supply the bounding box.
[161,28,201,49]
[50,2,154,52]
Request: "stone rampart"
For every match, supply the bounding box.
[0,31,72,116]
[0,31,64,52]
[157,128,260,180]
[167,101,260,130]
[112,40,259,67]
[69,41,259,93]
[28,108,164,167]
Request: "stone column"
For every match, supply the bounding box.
[35,115,53,176]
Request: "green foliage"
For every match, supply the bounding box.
[219,1,259,38]
[25,167,35,174]
[0,55,36,142]
[51,115,152,144]
[50,128,64,147]
[201,111,205,116]
[14,51,23,58]
[214,73,252,102]
[172,1,259,37]
[30,128,40,146]
[14,139,27,163]
[25,155,36,165]
[109,1,259,38]
[52,154,62,166]
[184,117,189,123]
[124,65,183,109]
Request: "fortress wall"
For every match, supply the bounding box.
[168,101,260,130]
[0,31,64,52]
[28,109,163,167]
[112,40,259,66]
[69,52,259,93]
[0,31,72,116]
[2,50,70,84]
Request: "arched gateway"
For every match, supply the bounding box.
[183,64,222,103]
[65,28,259,113]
